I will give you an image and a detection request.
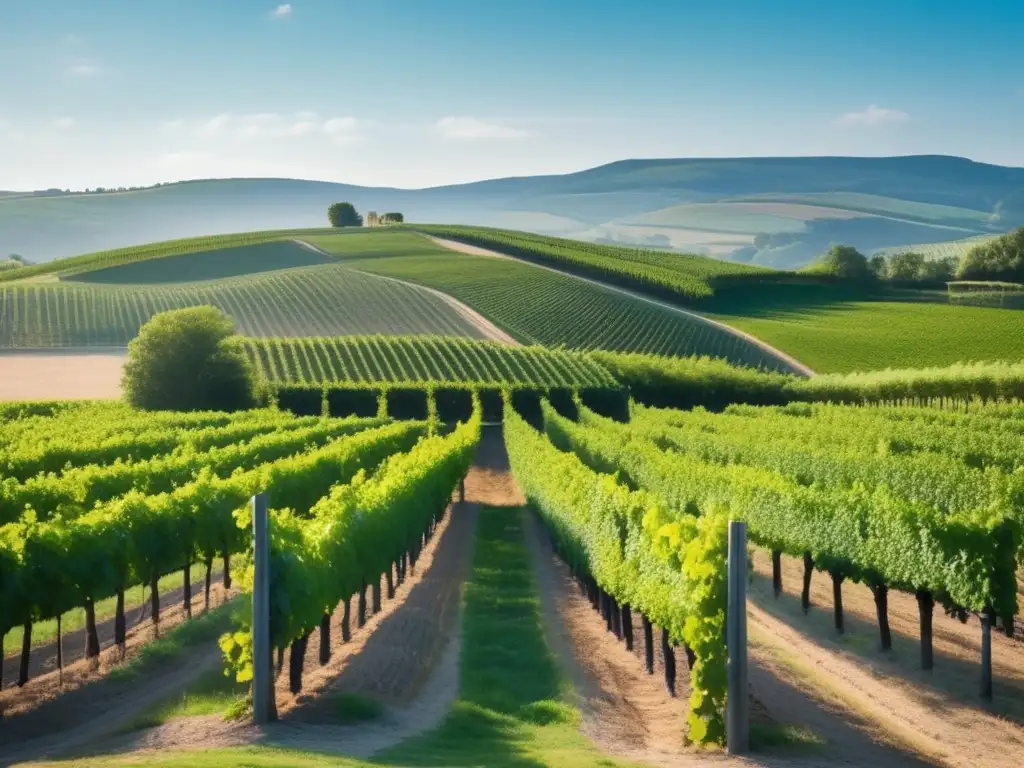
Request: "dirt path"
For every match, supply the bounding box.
[0,585,232,766]
[0,349,126,401]
[746,551,1024,768]
[2,569,223,690]
[422,234,816,376]
[44,428,518,764]
[293,239,519,346]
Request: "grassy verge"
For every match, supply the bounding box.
[120,665,249,733]
[108,596,240,683]
[708,300,1024,373]
[35,507,640,767]
[3,564,224,657]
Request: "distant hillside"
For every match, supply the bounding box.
[3,155,1023,267]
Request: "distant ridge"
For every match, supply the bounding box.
[3,155,1023,267]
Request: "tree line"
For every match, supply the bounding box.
[805,226,1024,286]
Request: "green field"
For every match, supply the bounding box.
[709,300,1024,373]
[0,262,487,347]
[412,224,776,300]
[65,240,335,284]
[307,231,789,369]
[0,229,334,284]
[243,336,618,388]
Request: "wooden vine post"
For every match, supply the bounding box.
[251,492,277,725]
[727,520,749,755]
[980,613,993,701]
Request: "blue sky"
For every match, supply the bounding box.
[1,0,1022,190]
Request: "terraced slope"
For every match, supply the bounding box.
[0,263,488,347]
[306,231,790,369]
[64,240,335,284]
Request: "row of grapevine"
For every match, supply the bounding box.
[0,421,426,687]
[0,415,385,525]
[0,407,311,482]
[542,402,1020,651]
[595,351,1024,409]
[225,407,481,696]
[641,402,1024,474]
[319,240,786,367]
[0,229,335,285]
[620,407,1020,526]
[0,264,487,348]
[414,225,774,301]
[502,405,729,744]
[242,335,618,389]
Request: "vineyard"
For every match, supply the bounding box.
[0,264,489,347]
[64,241,336,285]
[0,401,437,689]
[0,229,334,284]
[309,231,788,367]
[412,224,780,301]
[242,335,618,388]
[497,393,1024,744]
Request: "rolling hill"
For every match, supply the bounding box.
[4,155,1023,268]
[3,226,1024,373]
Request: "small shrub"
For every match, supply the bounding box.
[122,307,258,412]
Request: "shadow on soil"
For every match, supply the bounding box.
[749,565,1024,727]
[372,507,582,768]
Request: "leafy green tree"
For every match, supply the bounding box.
[957,227,1024,282]
[382,212,404,223]
[869,254,888,279]
[918,256,958,283]
[327,202,364,228]
[122,307,259,412]
[805,244,874,281]
[886,251,926,281]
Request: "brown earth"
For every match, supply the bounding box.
[2,567,224,690]
[0,582,233,765]
[745,550,1024,768]
[0,350,125,401]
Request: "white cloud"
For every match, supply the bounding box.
[271,4,292,19]
[434,116,535,140]
[835,104,909,127]
[67,59,98,77]
[185,112,362,144]
[54,117,76,130]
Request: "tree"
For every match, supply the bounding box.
[382,212,404,224]
[957,227,1024,283]
[122,307,259,412]
[805,244,873,281]
[886,251,926,281]
[327,202,363,228]
[869,254,888,280]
